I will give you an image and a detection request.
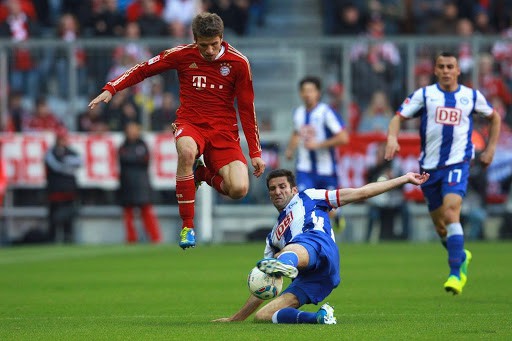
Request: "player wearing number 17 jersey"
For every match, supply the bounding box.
[385,52,501,295]
[89,13,265,249]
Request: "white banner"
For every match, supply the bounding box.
[0,132,178,189]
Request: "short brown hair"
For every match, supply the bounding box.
[191,12,224,39]
[266,169,297,189]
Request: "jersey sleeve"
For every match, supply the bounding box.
[234,59,262,158]
[474,90,494,117]
[263,234,275,258]
[102,49,178,95]
[325,107,345,133]
[292,108,301,132]
[397,89,424,118]
[303,188,341,210]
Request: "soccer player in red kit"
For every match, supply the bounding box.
[89,12,265,249]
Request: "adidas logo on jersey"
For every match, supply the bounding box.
[189,63,198,68]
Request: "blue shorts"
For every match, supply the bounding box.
[296,171,338,192]
[420,162,470,211]
[281,230,341,306]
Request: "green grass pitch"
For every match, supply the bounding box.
[1,242,511,340]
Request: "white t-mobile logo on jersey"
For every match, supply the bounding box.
[193,76,207,89]
[435,107,462,125]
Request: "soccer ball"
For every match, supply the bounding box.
[247,266,283,300]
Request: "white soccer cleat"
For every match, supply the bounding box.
[256,258,298,279]
[316,303,337,325]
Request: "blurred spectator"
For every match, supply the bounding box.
[44,128,82,243]
[126,0,163,22]
[411,0,445,34]
[6,91,30,132]
[474,53,512,108]
[208,0,250,36]
[76,101,109,132]
[108,21,152,92]
[118,122,162,243]
[427,1,459,35]
[473,6,496,35]
[456,18,475,84]
[53,13,88,98]
[329,1,367,36]
[162,0,200,38]
[249,0,266,27]
[327,82,362,133]
[365,142,409,242]
[60,0,95,32]
[26,96,65,133]
[90,0,126,37]
[150,92,177,131]
[134,75,166,117]
[0,0,36,22]
[489,0,512,32]
[87,0,126,91]
[103,88,142,131]
[414,48,434,87]
[136,0,169,36]
[350,14,402,110]
[367,0,405,35]
[492,28,512,91]
[0,0,41,98]
[358,90,393,133]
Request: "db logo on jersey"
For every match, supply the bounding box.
[275,212,293,240]
[435,107,462,125]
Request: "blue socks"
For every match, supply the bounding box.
[446,223,465,278]
[272,308,318,324]
[277,251,299,268]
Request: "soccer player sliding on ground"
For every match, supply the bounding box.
[213,168,429,324]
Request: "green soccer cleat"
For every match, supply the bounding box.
[460,249,472,288]
[444,275,463,295]
[257,258,298,279]
[179,227,196,249]
[316,303,337,325]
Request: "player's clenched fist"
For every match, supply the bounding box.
[88,90,112,109]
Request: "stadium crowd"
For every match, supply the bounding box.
[0,0,512,241]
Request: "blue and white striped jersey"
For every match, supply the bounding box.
[397,83,494,170]
[292,102,345,176]
[264,189,339,258]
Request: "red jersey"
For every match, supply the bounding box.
[102,41,262,158]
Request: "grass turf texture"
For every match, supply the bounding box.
[1,242,511,340]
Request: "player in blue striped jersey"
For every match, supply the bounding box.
[285,76,349,230]
[385,52,501,295]
[213,168,429,324]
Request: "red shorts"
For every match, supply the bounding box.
[173,122,247,173]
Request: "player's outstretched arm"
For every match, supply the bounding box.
[337,172,429,206]
[88,90,113,109]
[251,157,266,178]
[212,294,264,322]
[385,115,403,160]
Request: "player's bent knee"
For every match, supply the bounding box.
[227,184,249,199]
[177,148,196,164]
